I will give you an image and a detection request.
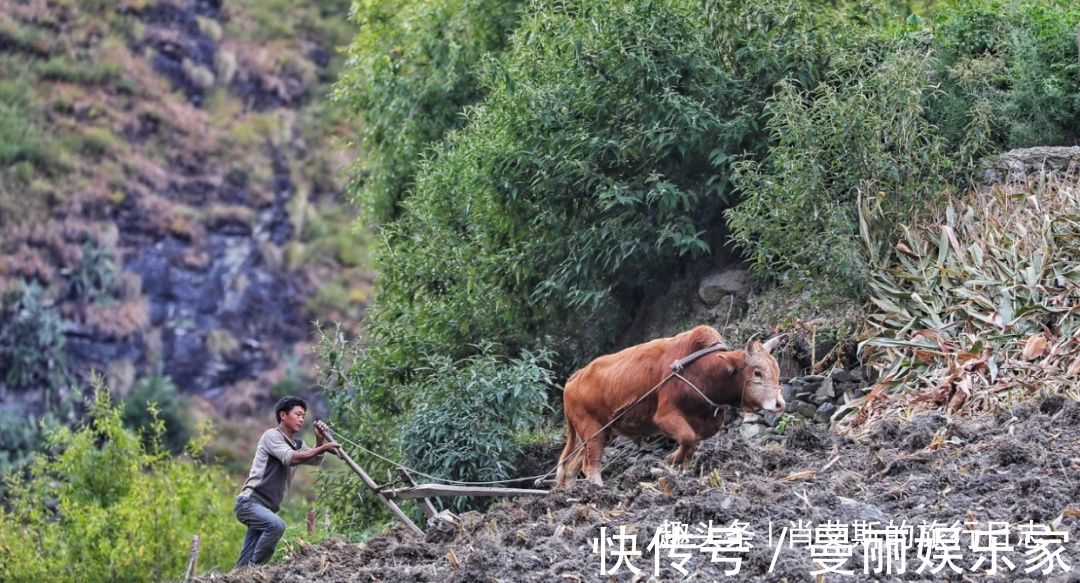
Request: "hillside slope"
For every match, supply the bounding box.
[0,0,366,422]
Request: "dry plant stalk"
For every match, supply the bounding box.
[847,171,1080,432]
[183,534,200,582]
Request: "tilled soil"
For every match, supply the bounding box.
[201,396,1080,582]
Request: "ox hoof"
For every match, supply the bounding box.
[663,455,695,470]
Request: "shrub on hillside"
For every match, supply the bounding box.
[928,0,1080,153]
[0,384,239,582]
[66,238,116,303]
[400,349,553,510]
[0,409,59,492]
[317,329,554,527]
[0,280,70,399]
[728,46,956,293]
[121,371,193,454]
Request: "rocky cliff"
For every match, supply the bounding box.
[0,0,365,421]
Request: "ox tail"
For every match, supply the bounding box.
[555,413,580,488]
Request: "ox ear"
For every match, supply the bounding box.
[762,334,786,354]
[715,353,735,375]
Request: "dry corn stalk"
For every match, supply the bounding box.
[848,172,1080,431]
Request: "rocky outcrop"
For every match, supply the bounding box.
[979,146,1080,183]
[0,0,359,417]
[739,366,879,439]
[697,268,750,306]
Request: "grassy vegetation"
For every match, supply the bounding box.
[0,384,240,581]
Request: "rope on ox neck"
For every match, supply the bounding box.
[671,371,723,417]
[669,342,731,417]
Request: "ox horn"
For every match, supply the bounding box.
[744,333,759,354]
[762,334,787,354]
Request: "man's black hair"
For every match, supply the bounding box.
[275,396,307,423]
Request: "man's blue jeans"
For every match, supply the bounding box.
[234,495,286,569]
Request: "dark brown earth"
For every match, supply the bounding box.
[199,396,1080,582]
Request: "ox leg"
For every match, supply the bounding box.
[654,413,702,468]
[556,428,584,488]
[581,424,607,487]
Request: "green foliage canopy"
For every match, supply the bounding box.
[335,0,526,224]
[353,0,844,385]
[0,385,239,582]
[728,45,956,291]
[928,0,1080,152]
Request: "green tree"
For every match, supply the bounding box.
[334,0,526,224]
[350,0,847,387]
[727,45,956,292]
[0,383,239,582]
[927,0,1080,152]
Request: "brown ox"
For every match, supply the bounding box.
[555,325,785,487]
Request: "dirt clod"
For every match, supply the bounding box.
[783,424,828,452]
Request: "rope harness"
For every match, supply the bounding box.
[323,342,736,487]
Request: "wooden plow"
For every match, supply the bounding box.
[317,421,549,537]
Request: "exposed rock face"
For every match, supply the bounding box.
[980,146,1080,183]
[99,4,312,398]
[139,1,219,107]
[0,0,354,416]
[697,268,750,306]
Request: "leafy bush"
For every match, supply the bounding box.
[350,0,849,391]
[316,326,398,533]
[0,384,239,582]
[928,0,1080,151]
[66,238,116,303]
[0,409,59,493]
[727,45,955,293]
[0,282,76,486]
[318,330,554,527]
[851,174,1080,429]
[400,349,554,510]
[334,0,526,224]
[121,371,193,454]
[0,280,70,398]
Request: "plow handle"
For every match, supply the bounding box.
[313,420,346,459]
